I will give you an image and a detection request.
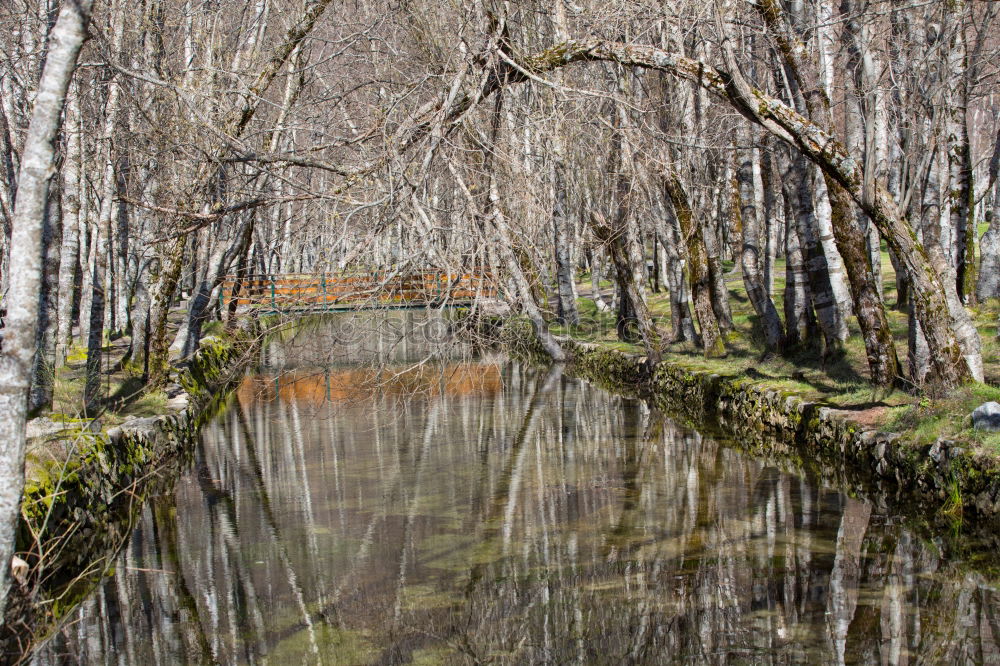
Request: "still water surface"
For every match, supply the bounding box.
[35,315,1000,664]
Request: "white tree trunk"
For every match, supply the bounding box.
[0,0,92,624]
[55,81,82,365]
[812,169,852,341]
[84,0,125,411]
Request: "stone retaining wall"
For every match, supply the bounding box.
[2,326,260,655]
[494,318,1000,522]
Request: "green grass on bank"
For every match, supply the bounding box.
[887,384,1000,453]
[560,252,1000,456]
[47,322,190,428]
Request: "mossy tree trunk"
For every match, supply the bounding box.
[0,0,94,623]
[147,236,185,387]
[754,0,970,386]
[663,173,725,358]
[588,211,661,363]
[510,37,979,387]
[825,176,900,387]
[654,213,697,344]
[788,0,900,385]
[145,0,336,386]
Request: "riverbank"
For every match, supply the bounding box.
[2,322,261,658]
[564,256,1000,432]
[32,313,1000,664]
[488,316,1000,524]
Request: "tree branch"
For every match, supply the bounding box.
[119,194,319,240]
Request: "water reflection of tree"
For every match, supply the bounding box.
[34,361,1000,664]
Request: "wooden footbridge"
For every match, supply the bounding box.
[220,269,496,314]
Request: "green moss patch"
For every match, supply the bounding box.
[486,315,1000,526]
[4,322,261,656]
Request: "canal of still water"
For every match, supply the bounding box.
[33,313,1000,663]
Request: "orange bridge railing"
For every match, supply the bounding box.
[220,269,496,313]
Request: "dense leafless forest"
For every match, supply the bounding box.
[1,0,1000,626]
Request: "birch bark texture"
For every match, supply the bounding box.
[511,38,979,387]
[0,0,93,625]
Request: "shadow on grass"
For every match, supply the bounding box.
[783,345,866,384]
[104,375,147,412]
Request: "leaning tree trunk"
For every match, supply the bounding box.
[841,0,887,300]
[0,0,93,624]
[825,177,900,386]
[144,0,336,384]
[504,34,980,386]
[446,87,566,362]
[181,216,253,359]
[663,173,724,357]
[494,212,566,361]
[805,0,902,385]
[589,211,661,363]
[485,85,565,361]
[756,0,972,385]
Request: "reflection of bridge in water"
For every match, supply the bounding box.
[221,269,496,314]
[238,362,503,407]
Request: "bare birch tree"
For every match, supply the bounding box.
[0,0,94,624]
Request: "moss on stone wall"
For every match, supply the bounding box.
[3,323,260,654]
[489,317,1000,524]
